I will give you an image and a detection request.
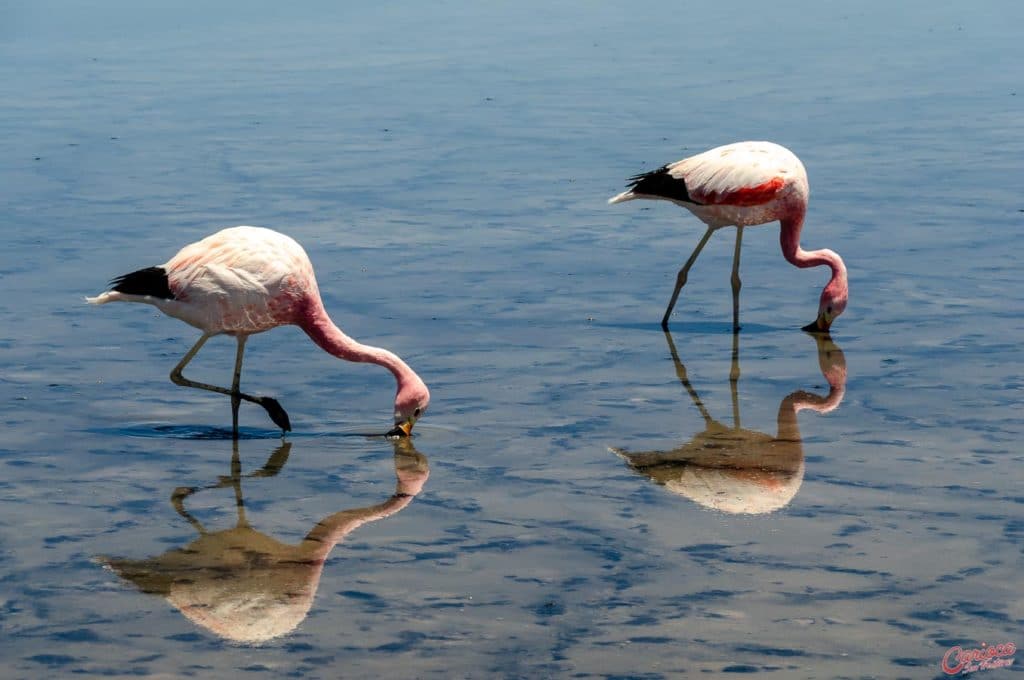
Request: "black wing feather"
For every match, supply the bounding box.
[110,266,175,299]
[625,165,702,205]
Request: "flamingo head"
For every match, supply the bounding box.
[387,376,430,438]
[803,277,848,333]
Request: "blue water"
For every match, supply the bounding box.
[2,1,1023,677]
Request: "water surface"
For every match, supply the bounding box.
[2,1,1022,677]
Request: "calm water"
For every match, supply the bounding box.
[2,1,1023,678]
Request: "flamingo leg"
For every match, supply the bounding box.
[170,440,292,522]
[663,329,714,426]
[730,227,744,332]
[662,226,715,330]
[169,333,292,432]
[729,329,741,428]
[170,488,208,534]
[228,442,248,527]
[230,336,246,435]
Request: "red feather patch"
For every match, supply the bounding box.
[697,177,785,207]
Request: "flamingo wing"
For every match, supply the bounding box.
[617,141,793,208]
[109,266,175,299]
[165,227,306,298]
[666,143,789,207]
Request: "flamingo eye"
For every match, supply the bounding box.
[827,306,833,314]
[413,407,421,418]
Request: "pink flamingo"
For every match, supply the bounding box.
[613,331,846,514]
[608,141,848,332]
[87,226,430,436]
[100,437,430,643]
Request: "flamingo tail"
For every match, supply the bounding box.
[607,190,637,205]
[87,266,174,304]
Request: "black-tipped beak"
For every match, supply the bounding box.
[386,420,414,438]
[802,312,832,334]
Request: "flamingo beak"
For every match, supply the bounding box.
[386,419,414,438]
[802,311,832,333]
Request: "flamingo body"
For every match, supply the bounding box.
[610,141,807,225]
[88,226,429,434]
[93,227,315,334]
[609,141,847,331]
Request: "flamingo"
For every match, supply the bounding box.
[612,330,846,514]
[608,141,848,332]
[87,226,430,436]
[100,437,429,644]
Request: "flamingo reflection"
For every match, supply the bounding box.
[613,331,845,514]
[99,438,428,643]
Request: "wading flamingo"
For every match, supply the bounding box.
[100,437,429,644]
[608,141,848,332]
[87,226,430,436]
[612,330,846,514]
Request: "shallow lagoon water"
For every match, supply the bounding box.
[2,1,1023,678]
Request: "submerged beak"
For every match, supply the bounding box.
[386,420,414,438]
[801,311,833,334]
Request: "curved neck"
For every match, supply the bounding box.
[299,304,416,388]
[779,214,847,285]
[777,363,846,443]
[777,336,847,438]
[299,495,414,563]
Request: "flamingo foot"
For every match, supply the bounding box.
[801,319,826,334]
[255,396,292,432]
[171,486,196,502]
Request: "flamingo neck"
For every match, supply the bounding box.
[299,305,416,388]
[777,357,846,437]
[779,214,847,289]
[791,379,846,416]
[776,343,847,439]
[776,383,845,442]
[299,496,414,563]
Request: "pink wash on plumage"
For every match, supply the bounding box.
[609,141,848,332]
[88,225,429,432]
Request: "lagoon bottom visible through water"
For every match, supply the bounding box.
[1,1,1023,678]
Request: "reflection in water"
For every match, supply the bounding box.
[613,331,846,514]
[99,438,428,644]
